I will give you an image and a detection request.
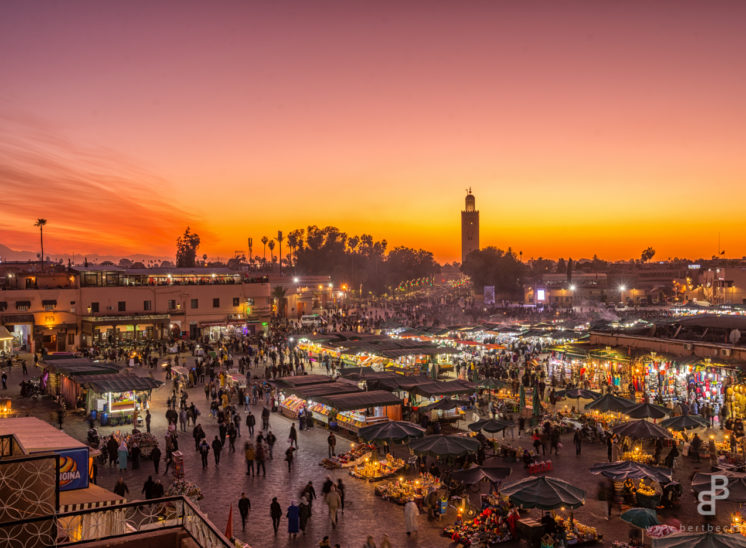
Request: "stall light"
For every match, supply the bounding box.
[293,277,299,283]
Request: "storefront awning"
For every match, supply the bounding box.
[317,390,401,411]
[275,375,336,388]
[410,380,475,397]
[2,314,34,324]
[290,381,361,399]
[77,374,163,393]
[45,359,121,376]
[0,325,13,340]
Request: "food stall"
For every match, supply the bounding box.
[350,453,406,481]
[278,381,362,423]
[78,374,162,426]
[442,495,515,546]
[41,358,121,410]
[315,390,403,433]
[374,473,441,504]
[320,442,376,469]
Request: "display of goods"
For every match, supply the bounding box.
[281,396,304,413]
[131,431,159,457]
[645,525,679,538]
[556,517,599,543]
[310,402,328,415]
[319,443,376,469]
[374,474,440,504]
[350,454,405,481]
[636,481,656,497]
[621,451,653,464]
[442,506,513,546]
[167,479,203,501]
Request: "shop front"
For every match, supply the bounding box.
[316,390,403,433]
[2,314,34,352]
[42,358,121,409]
[80,314,170,346]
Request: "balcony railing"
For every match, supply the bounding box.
[0,495,236,548]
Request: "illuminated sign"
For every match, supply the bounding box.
[57,448,89,491]
[537,289,546,302]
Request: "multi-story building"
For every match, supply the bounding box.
[0,264,271,353]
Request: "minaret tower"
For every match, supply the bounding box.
[461,188,479,263]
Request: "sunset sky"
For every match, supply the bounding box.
[1,1,745,263]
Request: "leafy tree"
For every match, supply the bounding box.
[176,227,201,267]
[567,257,573,284]
[641,247,656,262]
[460,247,526,296]
[556,258,567,274]
[272,286,288,317]
[261,236,269,264]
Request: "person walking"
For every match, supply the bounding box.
[246,411,255,437]
[245,441,256,476]
[289,424,298,448]
[113,477,129,497]
[285,446,296,472]
[299,496,311,535]
[131,442,141,470]
[404,498,419,536]
[287,500,300,539]
[325,485,341,529]
[327,432,336,458]
[255,439,267,477]
[142,476,155,499]
[261,407,270,430]
[145,410,152,433]
[238,492,251,531]
[266,430,276,459]
[199,438,210,470]
[302,481,317,514]
[151,445,161,474]
[270,497,282,535]
[1,371,7,390]
[117,440,128,472]
[212,436,223,466]
[573,429,582,456]
[337,478,346,514]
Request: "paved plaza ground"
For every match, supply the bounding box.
[1,353,730,547]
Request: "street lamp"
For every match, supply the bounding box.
[569,284,576,291]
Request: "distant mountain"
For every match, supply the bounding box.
[0,243,168,265]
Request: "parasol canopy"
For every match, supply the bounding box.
[626,402,670,419]
[692,471,746,503]
[585,393,635,413]
[611,420,672,440]
[468,418,514,434]
[358,420,426,442]
[590,461,673,483]
[418,399,468,411]
[501,476,585,510]
[652,531,746,548]
[660,415,708,431]
[409,435,480,457]
[621,507,660,529]
[555,388,601,400]
[449,466,512,485]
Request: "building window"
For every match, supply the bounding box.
[0,302,7,311]
[118,301,126,312]
[68,333,75,345]
[91,302,99,313]
[168,299,177,311]
[233,297,240,307]
[213,298,220,308]
[191,299,199,309]
[15,301,30,311]
[144,300,152,311]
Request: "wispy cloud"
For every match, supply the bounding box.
[0,112,211,256]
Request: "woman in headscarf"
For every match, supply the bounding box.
[286,500,300,539]
[118,439,128,471]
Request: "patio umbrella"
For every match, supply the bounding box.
[590,461,673,483]
[660,415,708,431]
[468,418,514,434]
[419,399,468,412]
[555,388,601,400]
[611,420,672,440]
[692,471,746,503]
[409,435,480,458]
[532,389,542,418]
[626,402,669,420]
[652,531,746,548]
[621,507,660,529]
[501,476,585,510]
[585,393,635,413]
[519,385,526,409]
[359,421,426,443]
[449,466,512,485]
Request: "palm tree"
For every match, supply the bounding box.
[277,231,284,274]
[34,218,47,272]
[272,286,288,317]
[261,236,269,265]
[267,240,276,267]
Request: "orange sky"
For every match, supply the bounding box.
[1,1,746,263]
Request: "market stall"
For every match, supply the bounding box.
[78,374,162,426]
[277,381,362,422]
[374,473,441,504]
[349,453,406,481]
[320,442,376,469]
[315,390,403,432]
